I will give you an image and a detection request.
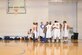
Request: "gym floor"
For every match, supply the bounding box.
[0,40,81,55]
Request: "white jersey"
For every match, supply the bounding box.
[63,23,69,37]
[64,23,68,30]
[33,25,38,38]
[46,24,52,38]
[33,25,37,32]
[55,23,60,29]
[39,24,45,37]
[53,23,61,39]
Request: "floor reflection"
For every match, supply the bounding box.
[0,40,81,55]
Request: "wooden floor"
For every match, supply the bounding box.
[0,40,82,55]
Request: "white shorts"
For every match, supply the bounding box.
[53,29,60,39]
[34,31,38,39]
[63,30,69,37]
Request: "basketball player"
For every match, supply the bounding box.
[52,21,61,42]
[43,22,48,42]
[39,22,45,42]
[33,22,38,42]
[28,29,33,41]
[35,22,38,41]
[63,21,70,42]
[46,22,52,43]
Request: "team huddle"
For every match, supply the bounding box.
[28,21,70,43]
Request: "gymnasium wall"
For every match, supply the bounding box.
[0,0,48,36]
[0,0,82,39]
